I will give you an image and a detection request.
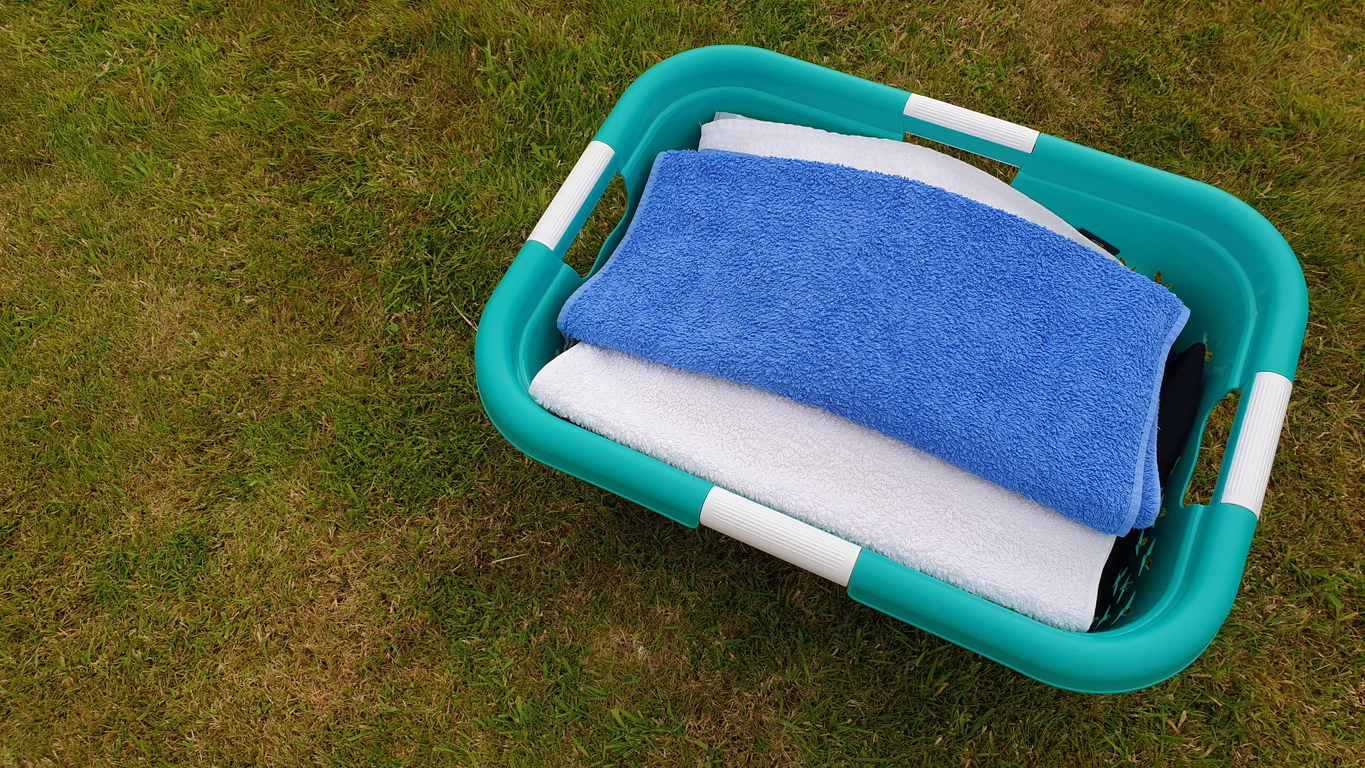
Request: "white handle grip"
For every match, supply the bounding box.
[903,94,1040,154]
[527,140,616,252]
[1219,371,1293,517]
[700,487,862,586]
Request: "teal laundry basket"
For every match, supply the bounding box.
[474,46,1309,693]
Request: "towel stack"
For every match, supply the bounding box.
[530,116,1192,632]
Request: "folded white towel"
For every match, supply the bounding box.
[531,344,1115,632]
[700,114,1113,259]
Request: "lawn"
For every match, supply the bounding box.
[1,0,1362,765]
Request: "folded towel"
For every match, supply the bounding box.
[531,343,1115,632]
[699,114,1114,259]
[559,150,1189,535]
[700,116,1157,534]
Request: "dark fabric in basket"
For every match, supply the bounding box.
[1092,343,1206,629]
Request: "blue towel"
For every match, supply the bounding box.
[559,150,1189,536]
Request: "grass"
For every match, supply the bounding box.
[0,0,1362,764]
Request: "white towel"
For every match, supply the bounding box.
[531,344,1115,632]
[700,114,1114,259]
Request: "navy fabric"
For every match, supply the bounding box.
[1157,343,1207,486]
[559,150,1189,535]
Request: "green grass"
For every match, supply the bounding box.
[1,0,1362,764]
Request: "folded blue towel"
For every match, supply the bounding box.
[559,150,1189,535]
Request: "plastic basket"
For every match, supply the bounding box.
[474,46,1308,693]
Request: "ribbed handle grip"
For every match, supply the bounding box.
[903,94,1040,154]
[700,488,862,586]
[1220,371,1293,517]
[527,141,616,252]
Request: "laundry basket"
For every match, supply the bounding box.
[474,46,1308,693]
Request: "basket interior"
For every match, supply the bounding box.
[520,92,1255,634]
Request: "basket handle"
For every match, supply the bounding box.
[701,487,862,586]
[1217,371,1293,517]
[527,140,617,255]
[901,94,1041,166]
[903,94,1039,153]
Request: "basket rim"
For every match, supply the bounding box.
[474,45,1309,693]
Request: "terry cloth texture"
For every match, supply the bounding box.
[531,343,1115,632]
[700,114,1115,259]
[559,150,1190,536]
